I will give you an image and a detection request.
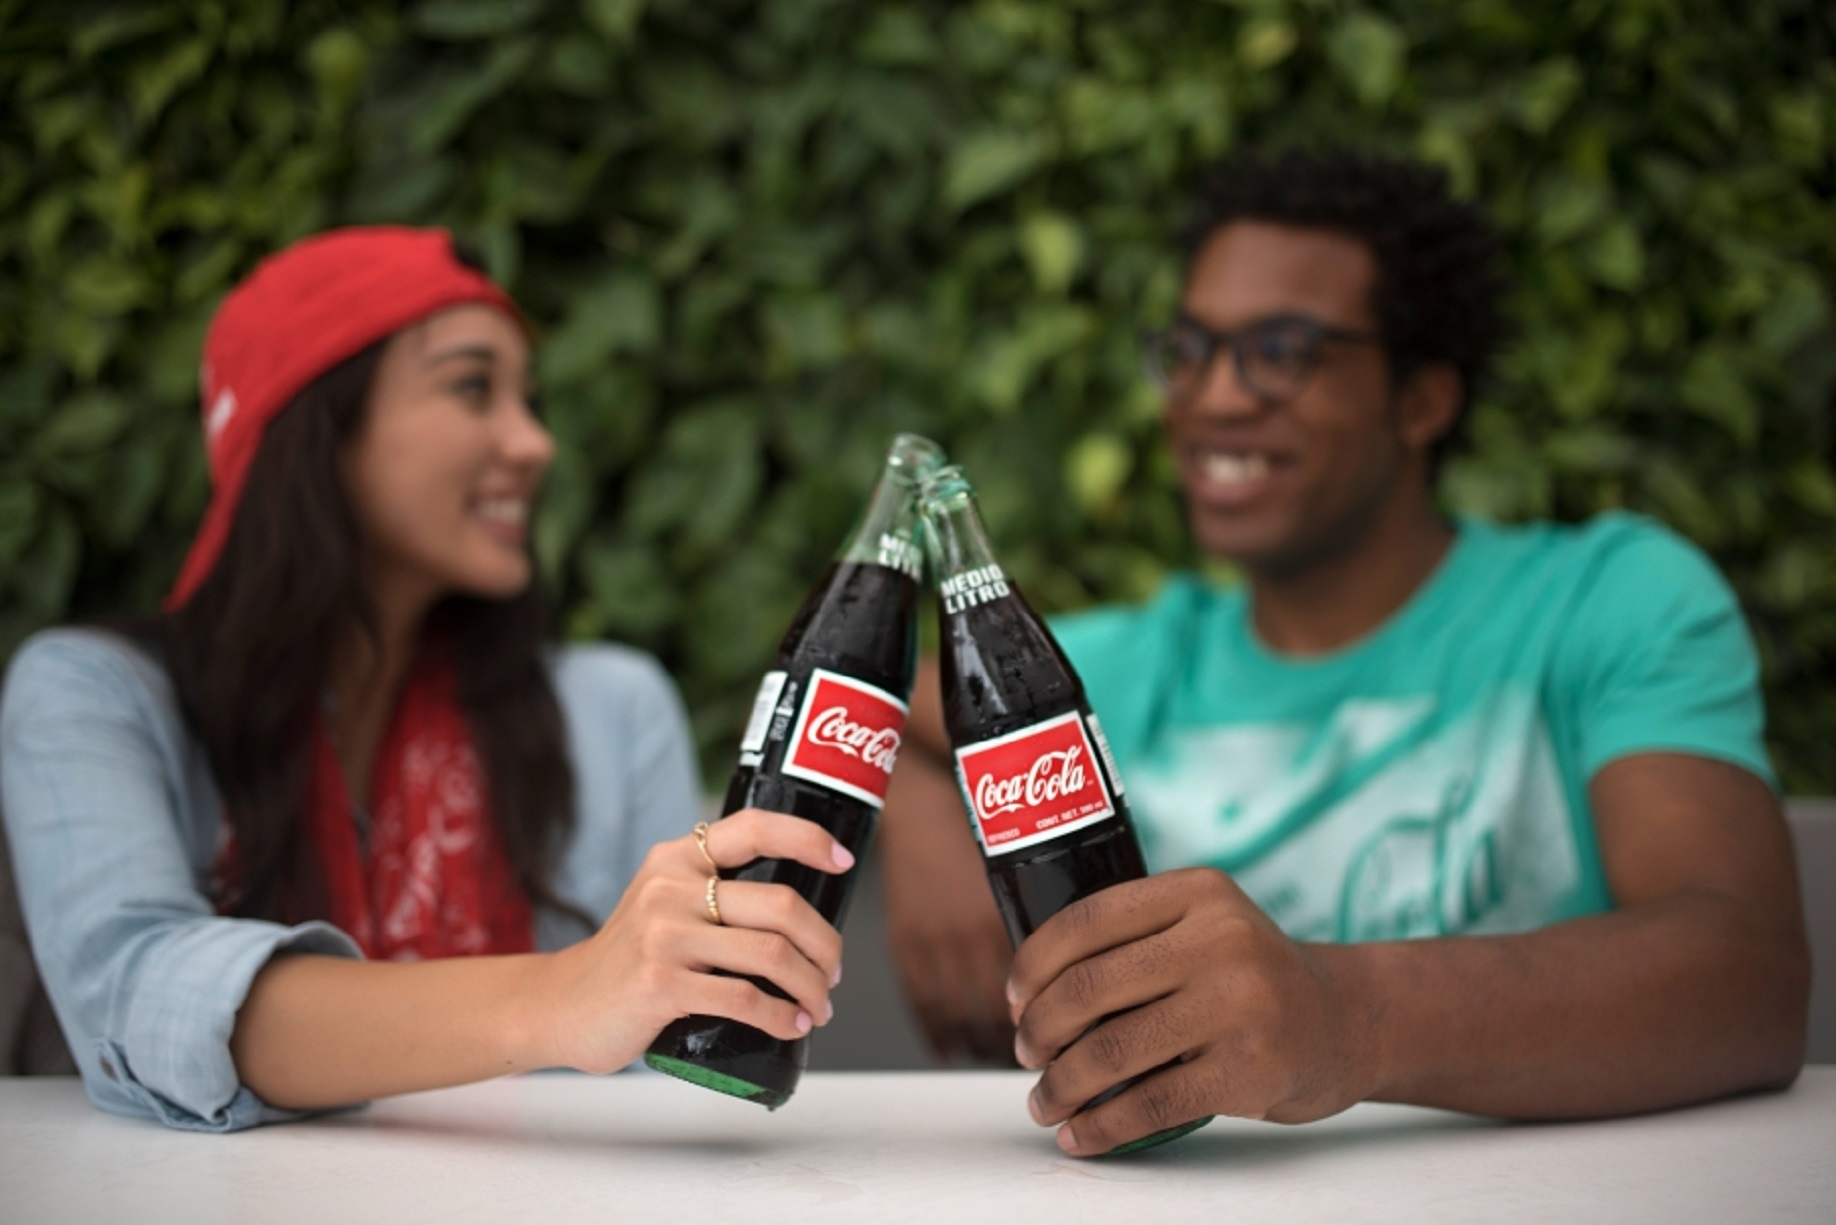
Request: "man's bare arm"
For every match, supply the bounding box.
[1009,754,1810,1155]
[881,657,1017,1063]
[1350,754,1808,1115]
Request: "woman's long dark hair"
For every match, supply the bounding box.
[147,341,584,931]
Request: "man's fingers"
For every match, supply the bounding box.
[965,927,1018,1064]
[1025,999,1198,1126]
[1008,872,1214,1011]
[706,809,856,875]
[1047,1061,1216,1158]
[710,879,843,986]
[1014,930,1185,1069]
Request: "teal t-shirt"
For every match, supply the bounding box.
[1049,513,1773,944]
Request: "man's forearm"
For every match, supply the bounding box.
[1321,892,1809,1118]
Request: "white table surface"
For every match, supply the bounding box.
[3,1068,1832,1224]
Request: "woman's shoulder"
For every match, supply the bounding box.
[547,641,684,726]
[2,627,176,726]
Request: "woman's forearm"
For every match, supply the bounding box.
[230,951,561,1110]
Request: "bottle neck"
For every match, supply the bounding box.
[923,491,1013,615]
[837,470,925,581]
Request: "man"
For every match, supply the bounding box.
[881,147,1809,1156]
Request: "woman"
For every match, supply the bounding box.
[0,227,845,1130]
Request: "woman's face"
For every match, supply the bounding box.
[342,304,553,611]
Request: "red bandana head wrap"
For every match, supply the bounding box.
[193,227,534,958]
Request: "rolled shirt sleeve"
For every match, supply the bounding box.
[1,630,362,1131]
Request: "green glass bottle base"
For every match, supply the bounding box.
[1101,1114,1215,1156]
[643,1053,790,1110]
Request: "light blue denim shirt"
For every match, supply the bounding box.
[0,628,700,1131]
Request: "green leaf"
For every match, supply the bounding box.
[0,484,39,572]
[858,7,938,67]
[1019,212,1085,297]
[582,0,648,45]
[1679,349,1760,450]
[128,36,213,128]
[1066,433,1133,517]
[546,35,614,97]
[1752,271,1828,357]
[34,392,130,457]
[13,512,80,620]
[1532,174,1609,245]
[1326,12,1406,108]
[540,271,662,386]
[1584,220,1645,292]
[72,4,181,59]
[64,256,153,316]
[762,294,849,373]
[1237,17,1297,71]
[305,28,371,114]
[410,0,545,40]
[577,536,678,637]
[100,442,167,547]
[944,130,1050,211]
[1511,58,1581,135]
[411,39,539,153]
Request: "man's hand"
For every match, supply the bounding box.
[1007,868,1373,1155]
[881,658,1016,1064]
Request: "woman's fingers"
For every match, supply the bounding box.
[708,879,844,989]
[679,972,819,1043]
[685,920,835,1026]
[703,809,856,875]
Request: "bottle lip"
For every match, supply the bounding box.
[917,462,974,509]
[887,433,948,482]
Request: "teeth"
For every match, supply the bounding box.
[475,498,528,525]
[1199,453,1271,485]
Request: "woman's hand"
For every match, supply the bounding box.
[532,808,853,1075]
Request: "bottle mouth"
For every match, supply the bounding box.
[917,462,974,509]
[888,433,948,481]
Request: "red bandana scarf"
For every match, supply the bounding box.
[218,655,535,960]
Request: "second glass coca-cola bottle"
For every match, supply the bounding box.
[645,433,944,1109]
[919,462,1213,1153]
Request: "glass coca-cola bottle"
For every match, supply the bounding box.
[919,463,1212,1153]
[645,433,945,1109]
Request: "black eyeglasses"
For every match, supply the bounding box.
[1141,313,1383,404]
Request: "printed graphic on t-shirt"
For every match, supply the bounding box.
[1128,691,1583,941]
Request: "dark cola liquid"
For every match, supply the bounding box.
[940,582,1212,1153]
[937,586,1146,944]
[646,561,917,1108]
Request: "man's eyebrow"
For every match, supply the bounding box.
[423,344,498,368]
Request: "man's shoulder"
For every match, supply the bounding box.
[1462,512,1730,612]
[1470,510,1711,570]
[1049,572,1241,654]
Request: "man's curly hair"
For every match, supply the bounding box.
[1183,147,1513,465]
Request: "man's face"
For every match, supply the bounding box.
[1163,222,1428,576]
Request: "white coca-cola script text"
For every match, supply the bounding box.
[973,746,1087,819]
[807,706,901,774]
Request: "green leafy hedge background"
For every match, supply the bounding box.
[2,0,1832,791]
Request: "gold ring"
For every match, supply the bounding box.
[692,821,719,871]
[705,874,724,925]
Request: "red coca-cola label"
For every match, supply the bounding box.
[781,669,908,808]
[955,711,1115,856]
